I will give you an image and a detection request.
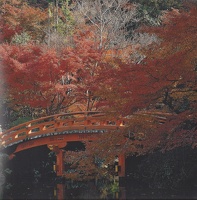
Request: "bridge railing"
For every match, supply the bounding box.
[1,111,125,148]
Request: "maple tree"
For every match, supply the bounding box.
[43,28,105,113]
[0,28,104,119]
[139,3,197,150]
[64,3,197,180]
[95,3,197,150]
[0,0,196,182]
[0,0,47,43]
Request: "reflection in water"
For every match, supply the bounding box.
[54,184,65,199]
[61,182,125,200]
[2,177,197,199]
[3,179,125,200]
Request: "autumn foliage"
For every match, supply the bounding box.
[0,0,197,180]
[65,3,197,178]
[0,30,103,115]
[0,0,46,42]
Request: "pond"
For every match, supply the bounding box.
[1,146,197,199]
[2,176,197,199]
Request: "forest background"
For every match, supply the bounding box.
[0,0,197,188]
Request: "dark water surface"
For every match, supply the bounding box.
[2,146,197,199]
[2,178,197,199]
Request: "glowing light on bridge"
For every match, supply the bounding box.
[0,112,127,178]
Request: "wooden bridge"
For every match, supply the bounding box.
[0,111,126,177]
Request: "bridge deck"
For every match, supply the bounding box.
[0,111,170,177]
[1,111,125,150]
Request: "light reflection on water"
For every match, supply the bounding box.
[3,180,101,200]
[2,178,197,200]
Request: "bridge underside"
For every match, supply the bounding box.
[1,111,169,179]
[3,130,126,178]
[13,132,98,153]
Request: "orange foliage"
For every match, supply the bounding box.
[0,0,46,42]
[0,29,103,114]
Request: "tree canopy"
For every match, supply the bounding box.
[0,0,196,180]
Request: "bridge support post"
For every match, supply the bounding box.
[56,149,65,177]
[118,154,125,178]
[54,184,65,200]
[48,144,66,177]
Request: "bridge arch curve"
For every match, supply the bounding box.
[0,111,126,177]
[1,111,125,152]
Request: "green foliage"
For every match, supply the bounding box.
[11,32,32,45]
[131,0,183,26]
[98,180,119,199]
[59,0,75,36]
[109,182,119,193]
[9,116,33,128]
[47,0,75,37]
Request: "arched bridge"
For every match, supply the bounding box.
[0,111,126,177]
[0,110,169,178]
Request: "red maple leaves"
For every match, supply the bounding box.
[0,1,196,168]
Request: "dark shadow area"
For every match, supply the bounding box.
[64,141,86,151]
[125,146,197,199]
[6,145,56,184]
[2,145,197,199]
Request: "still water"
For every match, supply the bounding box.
[2,146,197,199]
[2,177,197,199]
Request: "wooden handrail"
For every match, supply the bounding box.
[2,111,103,134]
[0,110,171,149]
[1,111,125,148]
